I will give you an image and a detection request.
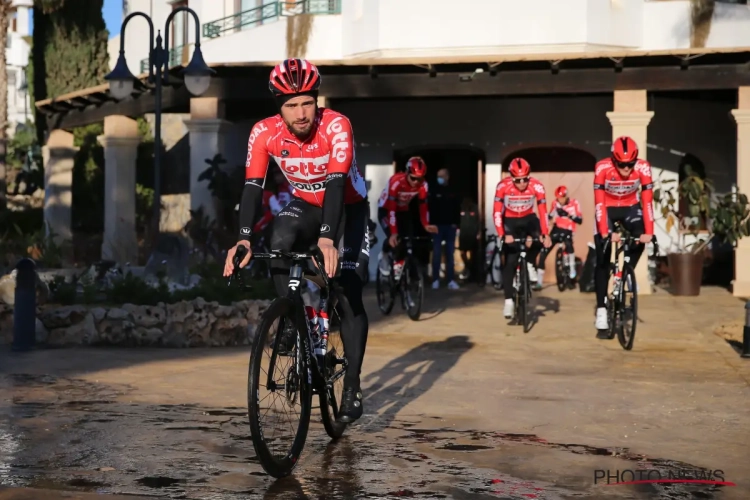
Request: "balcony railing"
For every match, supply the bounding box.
[203,0,341,39]
[139,44,192,74]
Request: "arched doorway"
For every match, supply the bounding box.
[501,146,597,284]
[393,145,486,280]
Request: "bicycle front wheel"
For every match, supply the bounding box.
[521,262,532,333]
[405,257,424,321]
[248,298,312,478]
[617,266,638,350]
[555,247,566,292]
[376,262,395,315]
[490,247,503,289]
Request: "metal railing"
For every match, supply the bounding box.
[203,0,341,39]
[139,44,192,74]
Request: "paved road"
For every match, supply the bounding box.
[1,285,748,499]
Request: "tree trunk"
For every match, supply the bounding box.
[0,0,12,212]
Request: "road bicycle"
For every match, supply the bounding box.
[375,235,431,321]
[228,245,348,478]
[506,236,542,333]
[602,223,659,350]
[552,232,576,292]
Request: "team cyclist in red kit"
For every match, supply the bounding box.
[223,58,369,423]
[377,157,438,279]
[593,136,655,331]
[493,158,552,319]
[535,185,583,289]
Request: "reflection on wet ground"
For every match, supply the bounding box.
[0,373,734,499]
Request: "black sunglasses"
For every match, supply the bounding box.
[615,160,636,169]
[513,177,530,184]
[408,175,423,182]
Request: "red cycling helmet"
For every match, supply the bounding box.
[269,58,321,97]
[555,185,568,198]
[611,136,639,165]
[406,157,427,178]
[508,158,531,178]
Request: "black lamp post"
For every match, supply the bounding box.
[104,7,215,244]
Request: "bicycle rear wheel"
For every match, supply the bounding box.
[405,257,424,321]
[248,298,312,478]
[617,265,638,350]
[319,305,348,439]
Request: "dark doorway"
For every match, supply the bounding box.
[394,146,484,206]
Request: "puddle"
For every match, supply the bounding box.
[0,373,736,499]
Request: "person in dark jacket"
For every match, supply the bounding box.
[458,197,481,281]
[428,168,461,289]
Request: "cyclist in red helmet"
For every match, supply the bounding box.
[593,136,655,332]
[377,156,438,280]
[223,58,370,423]
[536,185,583,289]
[493,158,552,319]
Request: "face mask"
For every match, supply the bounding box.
[437,177,446,185]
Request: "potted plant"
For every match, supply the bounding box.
[654,165,750,296]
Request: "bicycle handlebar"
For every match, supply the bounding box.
[227,244,332,289]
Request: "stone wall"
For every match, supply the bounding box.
[0,298,270,347]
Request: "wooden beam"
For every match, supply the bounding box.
[211,63,750,100]
[46,84,191,130]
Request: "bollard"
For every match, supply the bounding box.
[742,302,750,359]
[12,258,37,352]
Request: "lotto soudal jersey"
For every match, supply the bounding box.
[593,158,655,235]
[493,176,549,237]
[550,198,582,232]
[244,108,367,207]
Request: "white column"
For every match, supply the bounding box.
[731,87,750,297]
[43,129,76,247]
[606,90,655,295]
[97,132,140,263]
[183,118,231,222]
[317,95,328,108]
[365,163,395,280]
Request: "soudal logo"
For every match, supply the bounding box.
[504,195,534,212]
[246,122,268,161]
[605,180,640,196]
[292,180,326,192]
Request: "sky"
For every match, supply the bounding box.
[28,0,123,39]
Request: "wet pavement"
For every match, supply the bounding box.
[1,286,749,499]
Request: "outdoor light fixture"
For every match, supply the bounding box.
[104,7,216,242]
[459,67,484,82]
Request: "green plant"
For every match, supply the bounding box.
[48,275,77,305]
[654,165,750,254]
[197,154,244,236]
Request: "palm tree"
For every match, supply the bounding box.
[690,0,715,48]
[0,0,12,212]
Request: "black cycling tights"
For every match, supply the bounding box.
[269,198,370,389]
[594,235,644,308]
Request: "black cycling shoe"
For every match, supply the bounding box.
[337,387,364,423]
[276,323,297,356]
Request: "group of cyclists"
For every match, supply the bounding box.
[222,58,657,425]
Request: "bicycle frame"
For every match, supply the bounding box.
[231,249,346,395]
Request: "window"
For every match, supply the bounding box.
[7,69,16,88]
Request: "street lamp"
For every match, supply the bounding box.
[104,7,216,243]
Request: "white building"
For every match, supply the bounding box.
[6,0,32,136]
[40,0,750,295]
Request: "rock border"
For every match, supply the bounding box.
[0,298,270,347]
